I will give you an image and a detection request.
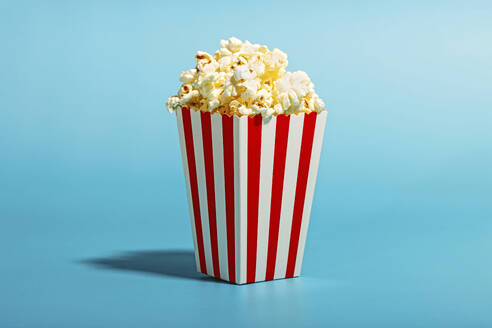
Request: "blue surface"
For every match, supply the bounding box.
[1,1,492,327]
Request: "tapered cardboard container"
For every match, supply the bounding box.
[176,107,327,284]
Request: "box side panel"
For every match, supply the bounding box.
[284,112,320,278]
[293,111,328,276]
[255,116,277,282]
[274,115,305,279]
[210,113,229,281]
[234,116,248,284]
[190,109,214,275]
[263,115,292,282]
[175,108,202,272]
[221,114,237,283]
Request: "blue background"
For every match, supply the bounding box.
[1,0,491,327]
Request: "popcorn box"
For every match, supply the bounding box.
[176,107,327,284]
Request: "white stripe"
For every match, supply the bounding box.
[255,116,277,281]
[294,111,327,276]
[210,112,229,281]
[190,109,213,275]
[274,114,304,279]
[234,115,248,284]
[175,108,201,271]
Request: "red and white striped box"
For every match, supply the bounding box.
[176,107,327,284]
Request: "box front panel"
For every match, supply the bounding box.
[176,108,327,284]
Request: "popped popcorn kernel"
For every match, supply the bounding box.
[179,69,198,83]
[166,37,326,117]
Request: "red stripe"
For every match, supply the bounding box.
[265,115,291,281]
[246,115,262,283]
[181,108,207,274]
[200,112,220,278]
[222,115,236,283]
[285,112,318,278]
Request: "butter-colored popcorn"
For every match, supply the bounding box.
[233,65,255,82]
[166,96,180,114]
[249,60,265,77]
[273,103,284,115]
[238,105,253,116]
[179,69,198,83]
[255,89,273,107]
[239,79,260,100]
[166,37,325,117]
[220,37,243,53]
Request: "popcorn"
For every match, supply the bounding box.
[179,69,198,83]
[218,56,233,71]
[238,105,253,116]
[255,89,273,107]
[166,37,326,117]
[195,51,213,66]
[239,79,260,100]
[233,65,255,82]
[215,48,232,57]
[166,96,180,114]
[249,60,265,76]
[220,37,243,52]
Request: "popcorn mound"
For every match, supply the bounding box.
[166,37,325,117]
